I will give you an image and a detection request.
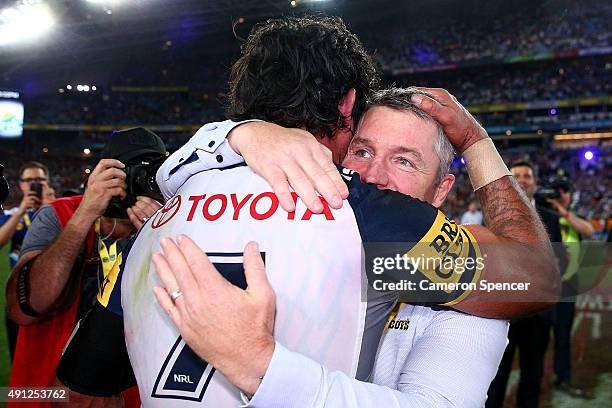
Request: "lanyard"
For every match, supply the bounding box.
[94,218,119,280]
[23,212,31,228]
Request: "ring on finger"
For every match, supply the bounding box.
[170,289,183,301]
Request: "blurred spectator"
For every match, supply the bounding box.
[460,202,483,225]
[0,161,55,360]
[23,56,611,124]
[487,160,568,408]
[546,176,594,398]
[367,0,612,72]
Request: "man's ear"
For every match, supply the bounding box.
[338,88,357,130]
[432,174,455,208]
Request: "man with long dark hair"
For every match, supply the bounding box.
[58,16,559,407]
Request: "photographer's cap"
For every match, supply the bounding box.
[102,127,167,163]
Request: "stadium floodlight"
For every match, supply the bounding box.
[76,85,84,91]
[0,1,55,47]
[86,0,121,4]
[85,0,127,6]
[584,150,594,161]
[83,85,90,91]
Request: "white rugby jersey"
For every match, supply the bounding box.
[112,165,481,406]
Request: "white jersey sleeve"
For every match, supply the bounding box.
[156,119,258,199]
[246,306,508,408]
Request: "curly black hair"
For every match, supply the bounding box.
[227,16,379,139]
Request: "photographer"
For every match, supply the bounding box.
[0,161,54,267]
[547,177,593,397]
[547,177,595,240]
[5,129,165,407]
[0,161,55,361]
[487,160,568,408]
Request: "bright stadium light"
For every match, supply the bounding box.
[0,1,55,47]
[86,0,122,4]
[584,150,594,161]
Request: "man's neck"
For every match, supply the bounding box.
[322,127,353,164]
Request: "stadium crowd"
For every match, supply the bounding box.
[442,148,611,231]
[22,56,610,129]
[1,6,610,407]
[3,145,609,239]
[366,0,611,71]
[398,56,611,106]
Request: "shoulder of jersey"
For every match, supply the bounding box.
[338,165,440,241]
[339,165,437,211]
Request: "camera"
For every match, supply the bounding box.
[533,187,560,207]
[102,127,167,219]
[0,163,9,209]
[533,176,571,208]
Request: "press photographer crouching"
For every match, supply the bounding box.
[5,128,166,407]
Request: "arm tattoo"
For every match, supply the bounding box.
[475,175,547,241]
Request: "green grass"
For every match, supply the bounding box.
[0,245,10,388]
[1,247,11,408]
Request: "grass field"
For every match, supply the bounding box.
[0,245,11,388]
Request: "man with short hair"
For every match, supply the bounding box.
[151,85,550,406]
[486,160,568,408]
[0,161,55,360]
[58,16,558,407]
[0,161,54,267]
[148,15,558,401]
[461,202,483,225]
[546,176,592,396]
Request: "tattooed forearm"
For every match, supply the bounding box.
[453,175,560,317]
[475,175,548,242]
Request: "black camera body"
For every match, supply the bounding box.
[104,157,165,219]
[533,187,560,208]
[102,127,167,219]
[534,176,572,208]
[0,163,9,210]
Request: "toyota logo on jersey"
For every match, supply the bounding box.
[152,195,182,229]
